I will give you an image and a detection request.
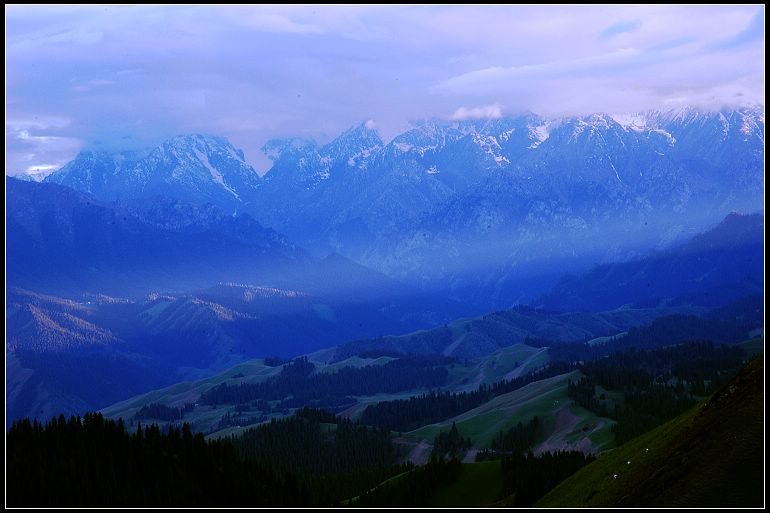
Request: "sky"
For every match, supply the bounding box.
[5,4,765,177]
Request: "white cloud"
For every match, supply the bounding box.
[228,12,324,35]
[6,117,83,177]
[451,105,503,120]
[438,48,645,96]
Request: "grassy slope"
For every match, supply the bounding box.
[537,356,764,508]
[404,370,615,455]
[347,461,505,507]
[431,461,504,507]
[335,306,701,359]
[102,345,546,433]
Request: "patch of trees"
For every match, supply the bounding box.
[7,413,311,507]
[229,407,396,478]
[567,342,748,444]
[215,411,267,431]
[490,416,542,455]
[432,422,472,458]
[227,407,404,504]
[263,356,286,367]
[354,449,593,507]
[359,362,574,432]
[353,456,464,507]
[529,314,751,365]
[7,409,408,507]
[200,356,449,407]
[500,450,595,506]
[132,402,195,422]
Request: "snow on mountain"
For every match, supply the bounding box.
[45,134,261,211]
[11,172,48,183]
[320,121,383,170]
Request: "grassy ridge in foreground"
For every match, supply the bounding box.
[537,355,764,508]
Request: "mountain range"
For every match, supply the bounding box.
[40,107,764,309]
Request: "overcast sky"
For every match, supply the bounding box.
[5,4,765,177]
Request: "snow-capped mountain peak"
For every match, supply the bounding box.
[45,134,261,209]
[321,121,384,169]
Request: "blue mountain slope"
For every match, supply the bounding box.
[535,212,764,312]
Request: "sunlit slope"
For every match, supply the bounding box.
[537,356,764,508]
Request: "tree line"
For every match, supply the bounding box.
[432,422,472,458]
[528,314,751,364]
[359,361,574,432]
[567,341,749,444]
[199,355,449,408]
[7,413,310,507]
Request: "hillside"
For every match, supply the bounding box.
[399,370,615,464]
[5,284,467,426]
[537,355,764,507]
[331,304,705,359]
[100,348,539,436]
[537,212,764,312]
[6,177,308,297]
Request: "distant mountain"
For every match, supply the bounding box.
[5,280,468,425]
[536,212,764,312]
[6,288,120,353]
[7,177,308,297]
[11,171,47,182]
[6,287,173,426]
[45,134,261,212]
[250,107,764,310]
[327,304,709,361]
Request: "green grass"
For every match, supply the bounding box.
[314,355,395,374]
[562,404,616,451]
[445,343,549,392]
[537,357,764,507]
[101,358,281,423]
[586,332,627,346]
[431,461,504,507]
[405,370,613,453]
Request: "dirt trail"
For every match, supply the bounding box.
[463,448,479,463]
[503,347,547,381]
[533,404,581,456]
[442,332,467,357]
[400,439,432,465]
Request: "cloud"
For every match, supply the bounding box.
[438,48,645,95]
[226,12,324,35]
[6,121,83,177]
[601,20,642,38]
[706,6,764,50]
[72,78,116,92]
[365,119,377,129]
[451,105,503,120]
[4,5,764,174]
